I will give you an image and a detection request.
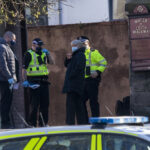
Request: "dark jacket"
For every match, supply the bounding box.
[23,49,49,82]
[0,37,16,81]
[63,47,86,96]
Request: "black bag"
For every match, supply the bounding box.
[122,96,130,115]
[115,96,130,116]
[115,100,124,116]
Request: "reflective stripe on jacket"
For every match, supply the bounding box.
[85,49,107,78]
[26,50,49,76]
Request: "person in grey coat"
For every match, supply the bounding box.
[0,31,17,128]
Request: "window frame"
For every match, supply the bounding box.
[100,132,150,150]
[0,132,100,150]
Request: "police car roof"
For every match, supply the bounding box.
[0,116,150,141]
[0,124,150,140]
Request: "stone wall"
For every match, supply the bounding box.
[27,21,130,125]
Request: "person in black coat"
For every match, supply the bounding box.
[63,39,86,125]
[0,31,17,129]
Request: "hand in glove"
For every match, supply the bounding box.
[29,84,40,89]
[8,78,15,84]
[22,81,30,87]
[42,49,50,55]
[8,78,16,90]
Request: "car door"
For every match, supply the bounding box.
[0,131,47,150]
[40,132,97,150]
[0,132,98,150]
[96,133,150,150]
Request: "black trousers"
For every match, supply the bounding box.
[82,79,100,123]
[29,82,49,127]
[0,82,13,128]
[66,92,86,125]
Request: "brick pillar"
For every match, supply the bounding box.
[126,1,150,116]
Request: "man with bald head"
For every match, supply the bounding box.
[0,31,17,128]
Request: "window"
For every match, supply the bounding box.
[102,134,150,150]
[0,138,30,150]
[0,133,92,150]
[0,136,46,150]
[42,134,92,150]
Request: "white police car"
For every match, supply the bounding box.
[0,116,149,150]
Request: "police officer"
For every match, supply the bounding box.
[23,38,54,127]
[77,36,107,123]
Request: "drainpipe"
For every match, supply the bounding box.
[58,0,62,25]
[108,0,113,21]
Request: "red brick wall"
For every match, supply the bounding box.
[27,21,130,125]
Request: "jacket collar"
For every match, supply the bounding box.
[72,47,85,55]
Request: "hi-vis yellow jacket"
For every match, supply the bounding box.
[26,50,49,76]
[85,49,107,78]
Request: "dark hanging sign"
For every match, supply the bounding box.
[131,39,150,60]
[130,17,150,39]
[133,5,148,14]
[129,15,150,71]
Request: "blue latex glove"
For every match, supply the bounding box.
[8,78,15,84]
[22,81,30,87]
[42,48,50,55]
[29,84,40,89]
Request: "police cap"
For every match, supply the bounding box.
[77,36,89,43]
[32,38,44,46]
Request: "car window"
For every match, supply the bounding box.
[0,138,30,150]
[101,134,150,150]
[0,133,92,150]
[41,134,92,150]
[0,136,47,150]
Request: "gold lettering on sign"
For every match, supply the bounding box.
[132,30,149,34]
[132,18,149,34]
[134,18,148,23]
